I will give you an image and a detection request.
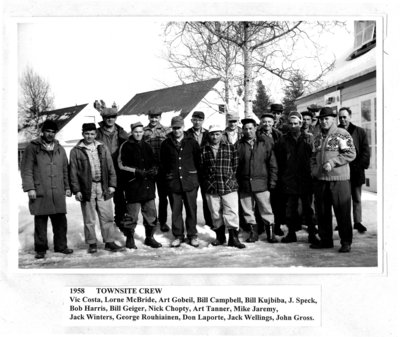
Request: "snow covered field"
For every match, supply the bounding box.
[18,186,378,269]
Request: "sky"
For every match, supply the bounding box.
[18,18,354,111]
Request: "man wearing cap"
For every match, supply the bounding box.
[222,113,243,145]
[200,123,245,249]
[21,120,74,259]
[310,107,356,253]
[96,107,129,236]
[338,107,370,233]
[143,110,171,233]
[257,112,286,236]
[237,118,278,244]
[160,116,201,248]
[117,122,162,249]
[270,103,289,134]
[70,123,123,253]
[275,112,318,244]
[185,110,213,229]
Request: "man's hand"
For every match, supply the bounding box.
[323,162,332,172]
[108,187,115,194]
[75,192,83,202]
[28,190,36,200]
[65,189,72,197]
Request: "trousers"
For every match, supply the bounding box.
[34,213,68,252]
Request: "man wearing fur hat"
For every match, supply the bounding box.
[310,107,356,253]
[118,122,162,249]
[21,120,74,259]
[70,123,123,253]
[275,111,318,244]
[96,106,129,236]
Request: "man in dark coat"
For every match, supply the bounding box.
[118,122,162,249]
[143,110,171,233]
[70,123,123,253]
[185,110,213,229]
[96,107,129,235]
[275,112,318,244]
[237,118,278,244]
[21,120,74,259]
[160,116,201,248]
[338,107,371,233]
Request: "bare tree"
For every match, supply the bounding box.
[165,21,343,117]
[18,67,55,138]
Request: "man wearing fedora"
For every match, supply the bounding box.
[21,120,74,259]
[118,122,162,249]
[96,107,129,236]
[338,107,371,233]
[310,107,356,253]
[160,116,201,248]
[70,123,123,253]
[200,123,246,249]
[143,110,171,233]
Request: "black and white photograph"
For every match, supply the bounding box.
[1,0,399,336]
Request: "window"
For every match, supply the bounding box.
[354,21,376,50]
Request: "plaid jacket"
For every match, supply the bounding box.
[143,123,170,163]
[200,141,238,196]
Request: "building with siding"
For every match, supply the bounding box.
[296,21,377,192]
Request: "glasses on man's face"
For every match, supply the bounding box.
[339,116,347,119]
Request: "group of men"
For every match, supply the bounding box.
[21,102,370,259]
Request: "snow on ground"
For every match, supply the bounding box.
[18,185,378,269]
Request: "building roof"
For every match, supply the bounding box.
[298,46,376,100]
[118,78,221,118]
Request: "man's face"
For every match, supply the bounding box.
[172,126,184,139]
[319,116,336,131]
[191,117,204,130]
[103,115,117,127]
[83,130,97,144]
[274,112,282,124]
[227,120,238,130]
[209,131,222,145]
[132,127,144,141]
[338,110,351,128]
[288,118,301,132]
[242,123,256,139]
[303,115,312,128]
[149,115,161,127]
[42,129,56,143]
[261,117,274,131]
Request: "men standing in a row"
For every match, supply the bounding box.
[185,111,213,229]
[310,107,356,253]
[201,124,245,248]
[237,118,278,243]
[70,123,123,253]
[338,107,371,233]
[143,110,171,232]
[21,120,74,259]
[160,116,201,247]
[96,107,129,236]
[118,122,162,249]
[275,112,318,244]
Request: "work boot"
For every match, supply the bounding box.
[228,229,246,249]
[189,237,200,247]
[171,237,183,248]
[246,224,259,243]
[338,243,352,253]
[55,248,74,254]
[273,223,284,236]
[125,232,137,249]
[159,223,170,232]
[144,226,162,248]
[266,223,278,243]
[211,225,226,246]
[88,244,97,254]
[354,223,367,233]
[35,251,46,259]
[281,231,297,243]
[308,234,320,245]
[105,242,124,252]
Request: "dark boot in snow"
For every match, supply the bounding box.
[228,229,246,249]
[273,223,284,236]
[246,224,259,243]
[125,232,137,249]
[211,225,226,246]
[266,223,278,243]
[281,231,297,243]
[144,226,162,248]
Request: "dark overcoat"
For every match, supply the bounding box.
[21,138,69,216]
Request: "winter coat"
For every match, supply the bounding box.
[96,122,129,163]
[222,126,243,146]
[200,140,239,196]
[339,122,370,186]
[185,127,210,147]
[21,138,69,216]
[275,132,313,194]
[69,140,117,202]
[256,126,282,146]
[160,136,201,193]
[118,137,157,203]
[311,124,356,181]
